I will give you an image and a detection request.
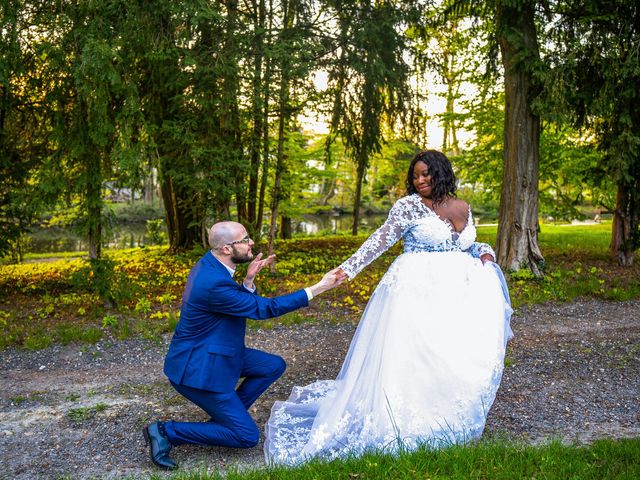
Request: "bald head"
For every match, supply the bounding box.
[208,221,246,250]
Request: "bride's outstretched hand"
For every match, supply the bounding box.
[334,267,348,282]
[309,267,347,297]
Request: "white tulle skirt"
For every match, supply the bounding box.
[264,251,513,465]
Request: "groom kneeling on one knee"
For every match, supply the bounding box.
[144,221,345,470]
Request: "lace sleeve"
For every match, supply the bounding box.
[465,241,496,260]
[339,198,412,279]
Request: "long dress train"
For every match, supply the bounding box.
[264,194,513,465]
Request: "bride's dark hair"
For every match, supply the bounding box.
[405,150,457,204]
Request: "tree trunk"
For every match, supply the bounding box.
[143,170,155,204]
[268,0,291,257]
[320,177,336,205]
[139,6,200,253]
[280,215,292,239]
[247,0,265,232]
[86,153,102,260]
[256,0,274,238]
[257,80,270,237]
[442,49,460,156]
[445,86,460,156]
[495,1,544,275]
[268,160,281,256]
[268,86,287,256]
[160,173,199,252]
[611,181,636,266]
[221,0,246,224]
[351,155,367,235]
[80,93,102,261]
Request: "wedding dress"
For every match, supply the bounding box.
[264,193,513,465]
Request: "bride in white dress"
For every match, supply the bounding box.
[264,150,513,465]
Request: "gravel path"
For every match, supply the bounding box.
[1,299,638,479]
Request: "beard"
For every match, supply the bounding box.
[230,246,254,264]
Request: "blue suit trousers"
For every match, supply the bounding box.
[164,348,286,448]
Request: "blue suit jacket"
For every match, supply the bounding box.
[164,252,309,392]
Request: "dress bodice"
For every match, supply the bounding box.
[340,194,495,279]
[402,212,474,253]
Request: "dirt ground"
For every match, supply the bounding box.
[1,298,639,479]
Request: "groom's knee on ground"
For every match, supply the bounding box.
[272,356,286,378]
[234,423,260,448]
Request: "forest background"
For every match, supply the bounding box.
[1,0,639,273]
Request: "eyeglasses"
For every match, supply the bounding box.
[226,234,252,246]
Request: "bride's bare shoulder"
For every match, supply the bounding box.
[449,198,469,214]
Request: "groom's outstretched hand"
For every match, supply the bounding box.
[309,267,347,298]
[243,252,276,290]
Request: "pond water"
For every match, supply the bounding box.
[24,215,390,254]
[24,213,498,254]
[293,214,388,235]
[26,223,154,254]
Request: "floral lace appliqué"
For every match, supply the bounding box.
[339,194,495,279]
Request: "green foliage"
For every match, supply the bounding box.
[145,219,166,246]
[23,334,53,351]
[166,311,180,332]
[538,123,607,221]
[546,0,640,255]
[367,140,418,204]
[327,1,416,233]
[115,317,131,341]
[36,0,135,258]
[55,324,102,345]
[110,203,165,224]
[0,0,47,258]
[410,2,483,154]
[134,297,152,315]
[101,315,118,329]
[66,403,110,423]
[71,257,136,306]
[453,84,505,207]
[2,0,625,262]
[454,89,609,223]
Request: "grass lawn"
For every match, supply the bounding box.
[156,437,640,479]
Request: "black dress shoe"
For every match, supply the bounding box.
[144,421,178,470]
